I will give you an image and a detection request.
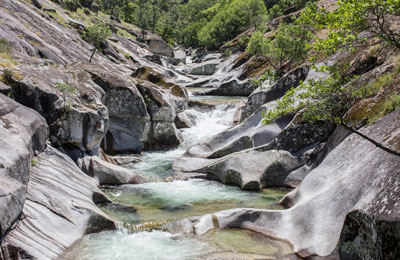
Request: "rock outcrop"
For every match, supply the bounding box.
[240,65,309,121]
[181,101,293,159]
[190,61,219,75]
[79,156,145,185]
[199,149,303,190]
[0,94,48,238]
[0,0,188,156]
[1,146,115,260]
[197,78,257,97]
[169,108,400,259]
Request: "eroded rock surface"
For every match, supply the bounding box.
[1,146,115,260]
[240,65,309,122]
[169,108,400,258]
[0,94,48,238]
[79,156,145,185]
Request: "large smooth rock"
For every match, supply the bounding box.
[241,65,309,121]
[147,38,173,57]
[198,78,257,97]
[170,108,400,258]
[88,69,151,154]
[9,64,109,155]
[1,146,115,260]
[199,149,302,190]
[190,61,219,76]
[135,80,184,148]
[131,66,188,112]
[79,156,145,185]
[174,111,193,129]
[0,94,48,238]
[173,48,186,63]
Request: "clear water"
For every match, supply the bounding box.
[129,105,236,181]
[68,228,293,260]
[71,230,212,260]
[66,101,292,260]
[101,179,287,225]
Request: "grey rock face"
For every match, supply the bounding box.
[0,82,11,96]
[6,63,109,155]
[2,146,115,260]
[190,61,219,75]
[173,48,186,63]
[200,149,303,190]
[148,39,173,57]
[175,112,193,129]
[196,78,257,97]
[96,73,150,154]
[79,156,145,185]
[0,94,48,238]
[257,112,336,154]
[241,65,309,121]
[337,210,400,260]
[135,80,184,148]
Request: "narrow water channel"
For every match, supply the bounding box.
[64,98,293,260]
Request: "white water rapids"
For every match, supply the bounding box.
[64,99,290,260]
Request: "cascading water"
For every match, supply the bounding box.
[64,63,292,260]
[127,105,236,181]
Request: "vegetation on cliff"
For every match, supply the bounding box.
[260,0,400,156]
[95,0,314,47]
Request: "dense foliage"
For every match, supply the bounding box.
[247,23,313,78]
[299,0,400,55]
[262,0,400,156]
[95,0,313,48]
[264,0,400,124]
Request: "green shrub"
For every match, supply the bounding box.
[0,38,11,54]
[83,23,112,62]
[1,69,13,84]
[55,82,77,111]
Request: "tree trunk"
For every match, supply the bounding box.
[89,48,97,63]
[340,122,400,157]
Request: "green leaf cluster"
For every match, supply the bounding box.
[263,65,354,125]
[0,38,11,54]
[299,0,400,55]
[96,0,267,48]
[55,82,78,111]
[247,23,313,77]
[83,23,112,50]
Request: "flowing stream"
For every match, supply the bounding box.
[64,86,293,260]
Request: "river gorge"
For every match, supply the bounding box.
[0,0,399,259]
[64,99,293,260]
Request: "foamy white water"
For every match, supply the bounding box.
[74,230,212,260]
[131,105,236,180]
[67,102,289,260]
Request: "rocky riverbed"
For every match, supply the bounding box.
[0,0,399,259]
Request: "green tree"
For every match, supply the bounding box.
[198,0,267,49]
[243,0,268,29]
[263,64,400,157]
[247,23,313,78]
[83,23,112,62]
[300,0,400,55]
